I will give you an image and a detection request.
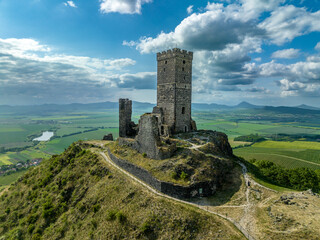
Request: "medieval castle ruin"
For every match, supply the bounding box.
[118,48,197,159]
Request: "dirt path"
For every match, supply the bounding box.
[99,151,255,240]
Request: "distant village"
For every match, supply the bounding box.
[0,158,42,176]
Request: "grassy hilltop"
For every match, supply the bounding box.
[0,143,244,240]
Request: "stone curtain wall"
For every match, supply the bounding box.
[107,148,217,198]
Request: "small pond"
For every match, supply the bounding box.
[33,131,54,141]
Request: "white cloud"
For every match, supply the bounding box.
[129,3,264,53]
[241,0,285,19]
[187,5,193,14]
[122,0,320,97]
[259,5,320,45]
[271,48,300,59]
[100,0,152,14]
[315,42,320,51]
[278,79,320,97]
[0,38,142,104]
[64,1,77,8]
[116,72,156,89]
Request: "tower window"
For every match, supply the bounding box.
[165,60,167,64]
[182,107,185,114]
[161,126,164,135]
[183,60,186,64]
[182,67,184,71]
[163,68,166,72]
[184,76,186,80]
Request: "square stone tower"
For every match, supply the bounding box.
[155,48,195,134]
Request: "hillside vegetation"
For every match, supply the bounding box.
[0,142,244,240]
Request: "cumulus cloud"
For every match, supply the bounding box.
[0,38,141,104]
[100,0,152,14]
[259,5,320,45]
[128,3,264,53]
[123,0,320,98]
[315,42,320,51]
[64,1,77,8]
[278,79,320,97]
[187,5,193,14]
[241,0,285,19]
[271,48,300,59]
[115,72,156,89]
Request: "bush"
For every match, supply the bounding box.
[92,204,101,213]
[248,159,320,192]
[142,153,147,158]
[28,224,35,234]
[180,171,188,181]
[106,210,117,221]
[116,211,126,223]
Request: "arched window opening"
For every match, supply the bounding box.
[161,126,164,135]
[184,126,188,132]
[165,60,167,64]
[183,60,186,64]
[163,68,166,72]
[182,107,185,114]
[182,67,184,71]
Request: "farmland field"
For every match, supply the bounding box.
[1,103,320,188]
[234,143,320,170]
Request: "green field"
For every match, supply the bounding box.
[234,142,320,170]
[0,155,13,166]
[0,170,27,190]
[1,105,320,189]
[253,140,320,150]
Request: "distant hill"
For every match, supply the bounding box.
[296,104,320,111]
[1,101,320,116]
[234,101,263,109]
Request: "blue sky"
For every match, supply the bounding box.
[0,0,320,106]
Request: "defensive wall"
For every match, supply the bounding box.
[106,148,217,198]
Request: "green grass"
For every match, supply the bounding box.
[0,170,27,187]
[234,141,320,170]
[253,140,320,150]
[43,129,116,154]
[0,155,13,166]
[0,145,245,240]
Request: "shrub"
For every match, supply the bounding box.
[171,171,178,180]
[142,153,147,158]
[106,210,117,221]
[92,204,101,213]
[180,171,188,181]
[116,211,126,223]
[28,224,35,234]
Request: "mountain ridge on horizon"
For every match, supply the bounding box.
[1,100,320,109]
[1,101,320,115]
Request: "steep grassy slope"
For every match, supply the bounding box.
[0,143,244,240]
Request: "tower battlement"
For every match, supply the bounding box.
[157,48,193,61]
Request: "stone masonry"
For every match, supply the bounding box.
[119,98,136,138]
[118,48,197,159]
[155,48,196,135]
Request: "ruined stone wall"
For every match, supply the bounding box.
[135,114,161,159]
[119,98,136,137]
[107,148,217,198]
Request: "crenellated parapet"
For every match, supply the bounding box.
[157,48,193,61]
